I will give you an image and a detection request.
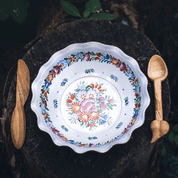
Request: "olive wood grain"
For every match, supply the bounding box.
[147,55,169,143]
[11,59,30,149]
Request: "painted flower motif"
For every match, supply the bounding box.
[124,97,129,106]
[131,117,136,125]
[70,56,76,62]
[90,111,100,121]
[135,84,140,92]
[120,63,127,72]
[76,52,83,59]
[96,53,101,57]
[125,66,133,78]
[91,83,104,92]
[99,115,108,125]
[110,75,118,82]
[135,92,140,97]
[115,133,123,140]
[109,99,114,104]
[132,77,137,84]
[123,128,129,134]
[70,94,75,100]
[60,135,68,141]
[76,90,87,102]
[89,123,96,127]
[95,57,100,60]
[104,55,109,62]
[47,74,54,82]
[58,60,68,70]
[61,78,68,86]
[135,103,140,108]
[80,98,96,113]
[116,60,122,67]
[51,127,59,134]
[46,121,54,128]
[71,102,80,114]
[70,114,78,121]
[41,99,47,107]
[85,68,94,73]
[111,58,119,65]
[86,89,98,98]
[99,97,105,102]
[46,121,55,129]
[116,122,123,129]
[77,85,86,90]
[100,103,106,110]
[45,80,51,89]
[79,111,91,123]
[53,99,58,108]
[133,109,139,117]
[53,64,61,74]
[41,105,46,111]
[84,53,90,61]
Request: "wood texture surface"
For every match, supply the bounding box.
[148,55,169,143]
[11,59,30,149]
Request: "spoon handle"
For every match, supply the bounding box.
[154,79,163,121]
[11,104,26,149]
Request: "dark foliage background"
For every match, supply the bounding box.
[0,0,178,177]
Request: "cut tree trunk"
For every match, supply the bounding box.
[4,19,171,178]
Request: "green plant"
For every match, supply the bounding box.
[0,0,30,24]
[60,0,117,21]
[161,123,178,157]
[162,155,178,178]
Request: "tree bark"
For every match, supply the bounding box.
[5,19,171,178]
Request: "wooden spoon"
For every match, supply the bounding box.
[11,59,30,149]
[147,55,169,143]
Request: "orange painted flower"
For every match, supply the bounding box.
[90,83,104,92]
[79,111,91,123]
[131,117,137,125]
[111,58,119,65]
[70,94,74,100]
[96,53,101,57]
[44,92,47,97]
[95,57,100,60]
[79,144,85,147]
[47,74,54,82]
[71,102,80,114]
[89,123,96,127]
[66,99,72,105]
[90,111,100,121]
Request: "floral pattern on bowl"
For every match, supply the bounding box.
[31,42,150,153]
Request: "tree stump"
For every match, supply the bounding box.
[5,19,171,178]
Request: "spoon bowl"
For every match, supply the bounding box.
[148,55,168,81]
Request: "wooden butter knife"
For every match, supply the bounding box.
[11,59,30,149]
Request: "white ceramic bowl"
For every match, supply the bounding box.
[31,41,150,153]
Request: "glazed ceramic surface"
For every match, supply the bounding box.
[31,42,150,153]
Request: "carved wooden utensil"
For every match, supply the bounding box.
[147,55,169,143]
[11,59,30,149]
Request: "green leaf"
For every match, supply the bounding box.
[0,7,11,20]
[173,124,178,133]
[85,0,101,13]
[83,9,91,18]
[175,134,178,145]
[10,1,29,24]
[168,132,175,144]
[89,13,117,21]
[60,0,81,18]
[161,144,167,157]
